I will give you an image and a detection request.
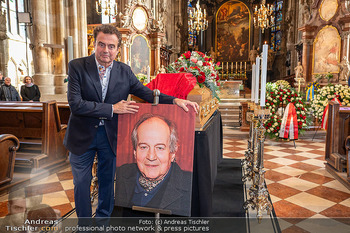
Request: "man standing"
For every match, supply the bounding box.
[63,24,198,218]
[1,77,21,101]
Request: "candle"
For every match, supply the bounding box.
[231,62,233,71]
[255,56,260,104]
[260,43,268,107]
[147,65,150,83]
[240,62,242,71]
[251,64,256,102]
[236,62,238,72]
[245,62,246,71]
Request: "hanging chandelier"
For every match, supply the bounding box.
[96,0,118,17]
[188,0,208,35]
[253,0,274,32]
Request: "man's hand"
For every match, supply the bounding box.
[173,98,199,114]
[113,100,139,114]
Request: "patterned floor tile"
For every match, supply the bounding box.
[264,161,285,169]
[277,177,319,192]
[267,183,302,199]
[306,186,350,203]
[281,225,311,233]
[273,200,316,218]
[298,172,334,185]
[283,154,310,162]
[289,162,321,171]
[41,191,71,207]
[273,166,306,177]
[265,170,292,182]
[340,198,350,207]
[268,157,298,166]
[323,180,350,194]
[319,204,350,218]
[25,182,64,197]
[285,192,336,213]
[301,159,326,167]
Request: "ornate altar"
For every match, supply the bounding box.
[117,0,166,76]
[87,0,166,76]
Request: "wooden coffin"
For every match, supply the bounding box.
[187,85,219,130]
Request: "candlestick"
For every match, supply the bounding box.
[255,56,260,104]
[147,65,150,83]
[251,64,256,102]
[260,43,268,107]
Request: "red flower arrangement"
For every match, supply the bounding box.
[167,51,221,99]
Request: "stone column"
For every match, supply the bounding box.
[119,28,131,64]
[78,1,88,57]
[68,0,79,59]
[339,16,350,60]
[298,25,317,83]
[31,0,54,95]
[150,32,165,75]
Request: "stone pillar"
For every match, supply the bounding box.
[298,26,317,83]
[53,0,67,94]
[68,0,79,59]
[119,28,131,64]
[339,16,350,60]
[31,0,54,95]
[150,32,165,75]
[78,1,88,57]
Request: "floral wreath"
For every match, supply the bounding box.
[167,51,221,99]
[310,84,350,121]
[264,82,308,139]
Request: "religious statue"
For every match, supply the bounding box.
[210,47,216,61]
[294,62,305,92]
[267,48,275,70]
[294,61,304,79]
[155,65,166,75]
[300,0,311,26]
[249,45,259,65]
[338,56,350,81]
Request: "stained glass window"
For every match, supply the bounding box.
[271,0,283,52]
[187,0,197,48]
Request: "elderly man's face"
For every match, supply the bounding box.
[134,117,175,181]
[4,78,11,85]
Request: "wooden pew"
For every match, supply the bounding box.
[325,101,350,188]
[0,134,19,185]
[0,101,68,170]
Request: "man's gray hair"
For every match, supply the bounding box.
[131,114,178,153]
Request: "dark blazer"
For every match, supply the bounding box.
[115,162,192,216]
[63,54,175,155]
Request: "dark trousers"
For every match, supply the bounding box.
[70,126,116,218]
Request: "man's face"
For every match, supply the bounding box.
[4,78,11,85]
[134,118,175,181]
[94,32,119,67]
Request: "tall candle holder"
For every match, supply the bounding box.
[242,103,257,182]
[243,107,272,223]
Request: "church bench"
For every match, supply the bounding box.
[0,134,19,185]
[0,101,68,170]
[325,101,350,188]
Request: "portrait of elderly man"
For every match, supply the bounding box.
[115,113,193,216]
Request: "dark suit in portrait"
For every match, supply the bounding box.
[115,162,192,216]
[63,54,174,217]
